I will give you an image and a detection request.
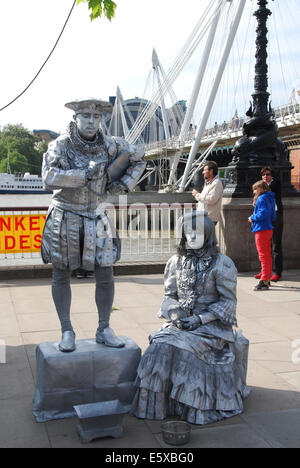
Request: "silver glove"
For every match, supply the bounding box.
[86,161,102,180]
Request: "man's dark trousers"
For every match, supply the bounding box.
[272,211,283,276]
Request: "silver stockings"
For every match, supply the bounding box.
[52,266,114,333]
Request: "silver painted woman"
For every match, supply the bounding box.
[131,211,250,425]
[41,98,146,352]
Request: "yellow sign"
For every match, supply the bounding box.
[0,214,46,254]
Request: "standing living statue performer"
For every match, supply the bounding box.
[41,98,146,352]
[131,211,250,424]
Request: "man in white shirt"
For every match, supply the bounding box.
[192,161,224,224]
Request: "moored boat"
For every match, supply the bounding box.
[0,173,52,194]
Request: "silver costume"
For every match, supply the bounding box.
[41,98,146,351]
[131,249,250,425]
[41,121,145,271]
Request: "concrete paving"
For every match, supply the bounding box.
[1,270,300,448]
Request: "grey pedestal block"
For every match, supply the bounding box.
[74,401,131,443]
[33,337,141,423]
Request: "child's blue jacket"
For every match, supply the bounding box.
[250,191,277,233]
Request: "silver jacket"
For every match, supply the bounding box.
[41,123,146,271]
[42,122,146,218]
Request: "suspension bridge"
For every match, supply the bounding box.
[102,0,300,191]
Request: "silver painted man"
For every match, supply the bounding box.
[41,98,146,352]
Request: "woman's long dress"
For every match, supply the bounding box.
[131,252,250,425]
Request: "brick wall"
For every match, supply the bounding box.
[290,148,300,191]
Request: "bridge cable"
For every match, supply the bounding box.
[128,0,226,144]
[274,0,299,113]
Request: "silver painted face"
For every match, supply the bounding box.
[184,220,204,250]
[75,108,101,140]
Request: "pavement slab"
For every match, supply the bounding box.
[241,409,300,448]
[0,270,300,448]
[277,372,300,392]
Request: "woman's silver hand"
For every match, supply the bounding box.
[176,315,202,331]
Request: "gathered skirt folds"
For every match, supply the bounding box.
[131,330,250,425]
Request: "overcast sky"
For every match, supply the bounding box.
[0,0,299,134]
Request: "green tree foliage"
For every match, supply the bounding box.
[0,151,30,174]
[77,0,117,21]
[0,124,45,175]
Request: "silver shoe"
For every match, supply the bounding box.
[95,327,125,348]
[58,331,76,352]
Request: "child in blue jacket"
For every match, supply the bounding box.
[248,180,276,291]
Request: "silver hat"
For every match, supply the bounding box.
[65,98,113,114]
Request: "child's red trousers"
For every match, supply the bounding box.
[255,229,273,281]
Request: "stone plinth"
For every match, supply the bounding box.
[33,337,141,423]
[216,197,300,272]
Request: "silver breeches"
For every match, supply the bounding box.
[41,205,121,271]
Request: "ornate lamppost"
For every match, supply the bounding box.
[223,0,297,198]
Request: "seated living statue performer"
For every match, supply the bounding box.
[131,211,250,425]
[41,98,146,352]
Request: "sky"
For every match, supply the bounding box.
[0,0,299,135]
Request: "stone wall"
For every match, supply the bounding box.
[290,148,300,192]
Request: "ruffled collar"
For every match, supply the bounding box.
[186,247,213,265]
[178,249,216,314]
[67,121,105,155]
